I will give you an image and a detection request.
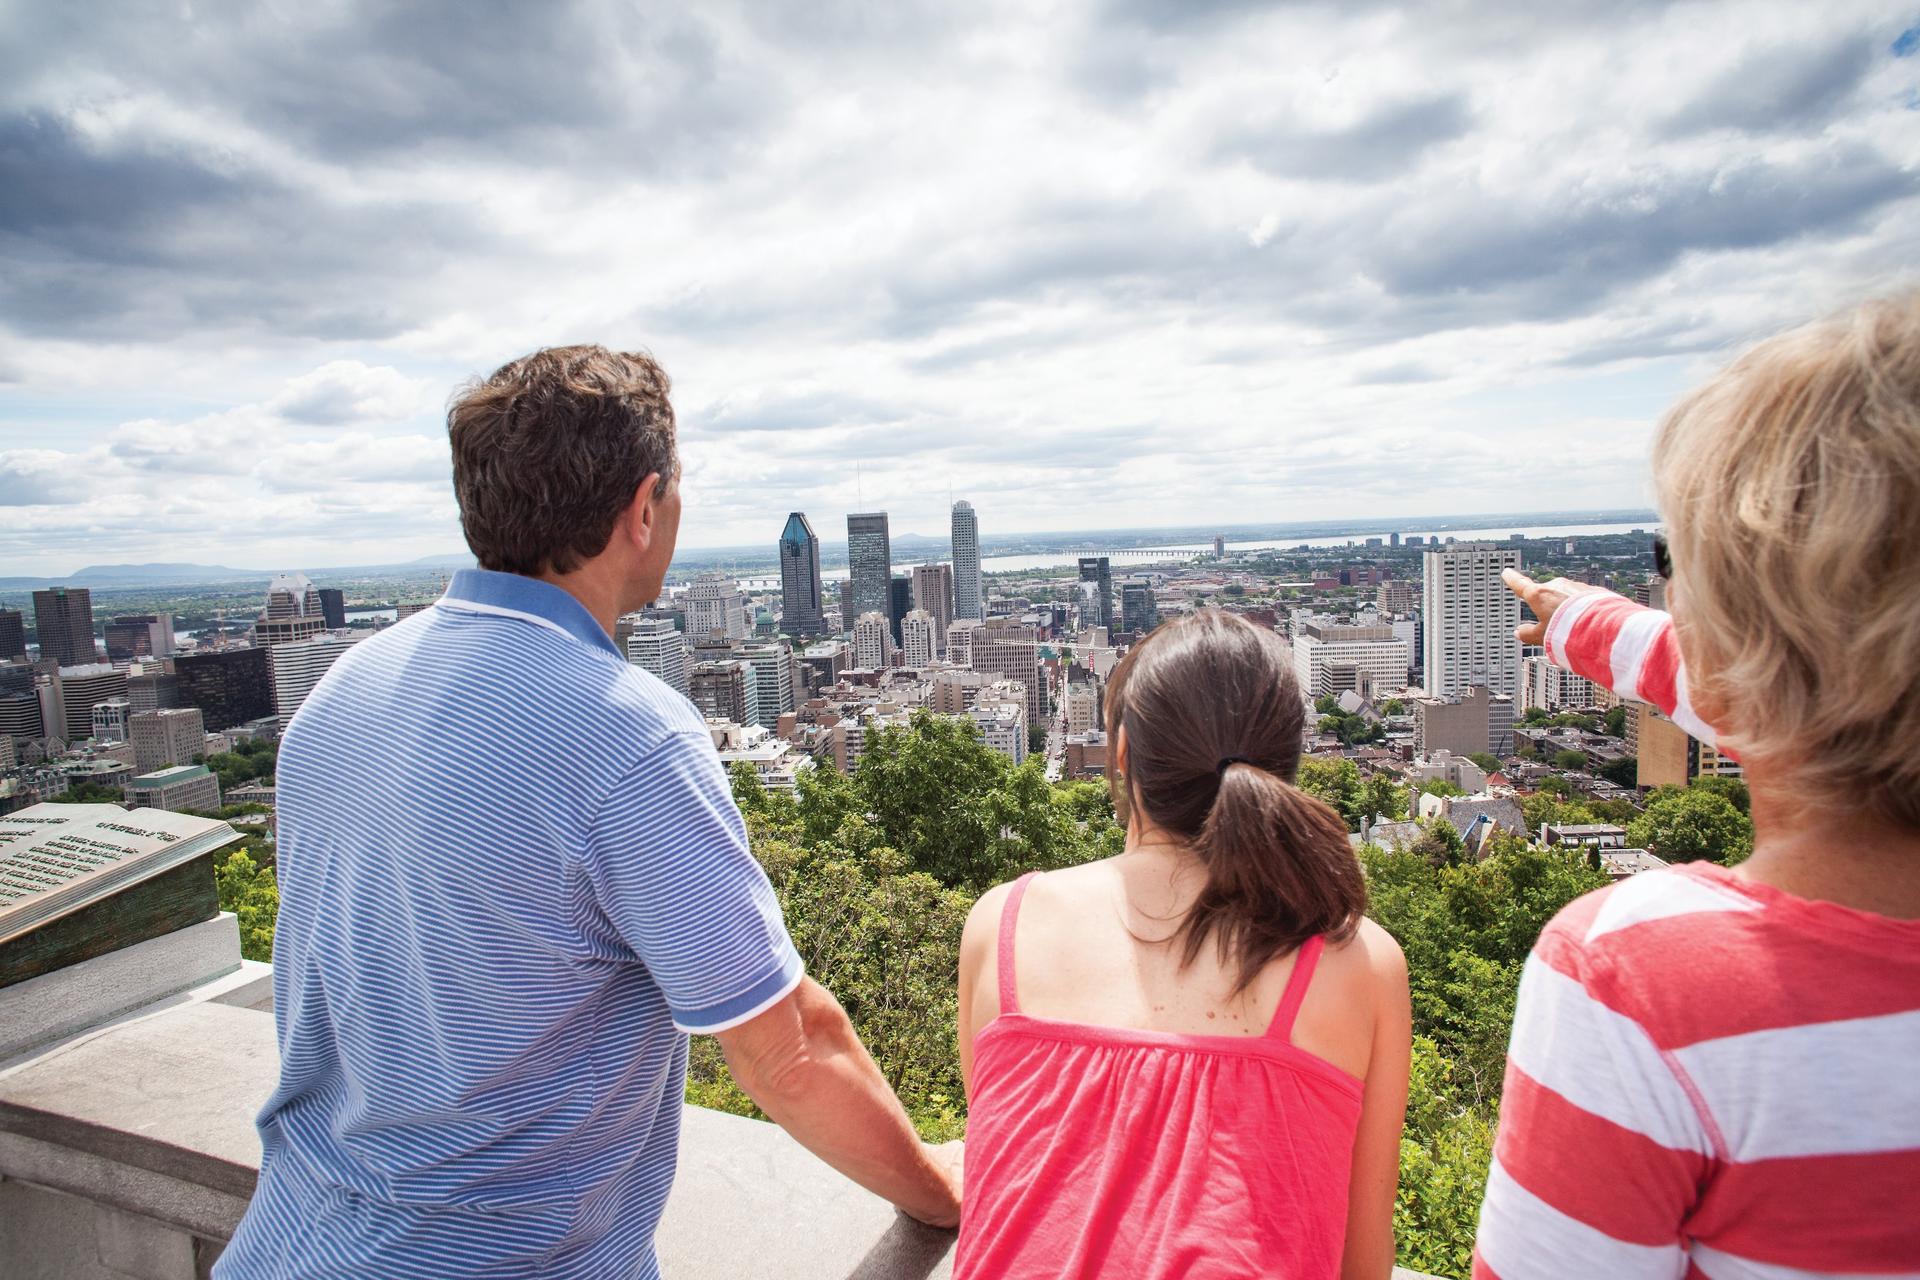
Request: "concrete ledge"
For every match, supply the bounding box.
[659,1104,957,1279]
[0,914,244,1061]
[0,1001,273,1201]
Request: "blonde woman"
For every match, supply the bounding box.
[1475,294,1920,1278]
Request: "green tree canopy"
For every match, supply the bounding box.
[1627,788,1754,864]
[1688,774,1750,814]
[1552,749,1588,772]
[1297,757,1367,830]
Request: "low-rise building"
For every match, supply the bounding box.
[1405,751,1487,794]
[1543,823,1629,851]
[125,763,222,814]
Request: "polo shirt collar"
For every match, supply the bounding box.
[441,568,624,659]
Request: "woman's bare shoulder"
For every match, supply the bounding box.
[1320,916,1409,990]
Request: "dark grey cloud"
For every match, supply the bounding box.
[0,113,490,340]
[1662,35,1878,136]
[0,3,776,172]
[1219,94,1473,181]
[1365,146,1916,314]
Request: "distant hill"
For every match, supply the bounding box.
[0,555,478,592]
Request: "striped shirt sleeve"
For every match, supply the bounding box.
[1473,917,1712,1280]
[1542,588,1718,746]
[584,730,804,1035]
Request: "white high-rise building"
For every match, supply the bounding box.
[853,612,895,670]
[626,617,690,697]
[1422,545,1522,699]
[686,574,751,643]
[900,609,936,667]
[269,634,358,727]
[1291,620,1412,701]
[951,501,983,621]
[737,642,795,730]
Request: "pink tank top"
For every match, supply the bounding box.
[954,872,1365,1279]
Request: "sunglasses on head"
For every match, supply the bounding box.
[1652,534,1672,579]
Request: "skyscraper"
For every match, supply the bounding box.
[130,707,207,776]
[910,563,954,654]
[951,501,983,621]
[1421,544,1523,698]
[737,642,796,730]
[847,513,893,624]
[33,587,96,667]
[174,647,272,730]
[777,512,826,638]
[265,573,324,620]
[1077,558,1114,632]
[888,576,912,645]
[686,574,750,642]
[626,616,690,697]
[317,588,348,630]
[269,634,359,727]
[54,664,128,742]
[852,612,895,670]
[900,610,936,667]
[258,573,328,647]
[0,609,26,661]
[104,614,175,662]
[974,618,1045,726]
[1120,580,1160,636]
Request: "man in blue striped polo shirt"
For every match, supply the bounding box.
[218,347,961,1278]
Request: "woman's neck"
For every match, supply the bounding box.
[1740,767,1920,919]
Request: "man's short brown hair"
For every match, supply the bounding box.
[448,345,679,577]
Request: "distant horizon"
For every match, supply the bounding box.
[0,506,1660,590]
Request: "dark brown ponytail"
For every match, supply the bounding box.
[1105,609,1365,993]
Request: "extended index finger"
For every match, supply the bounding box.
[1500,567,1542,605]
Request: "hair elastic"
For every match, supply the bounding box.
[1216,756,1251,775]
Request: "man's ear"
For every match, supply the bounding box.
[624,472,665,554]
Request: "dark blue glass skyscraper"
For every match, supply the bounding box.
[778,512,826,638]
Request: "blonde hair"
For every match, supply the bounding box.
[1653,291,1920,828]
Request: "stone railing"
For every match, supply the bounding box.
[0,946,1436,1279]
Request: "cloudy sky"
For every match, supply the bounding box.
[2,1,1917,576]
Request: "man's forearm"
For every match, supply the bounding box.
[719,978,958,1226]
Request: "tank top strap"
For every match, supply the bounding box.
[1263,935,1327,1042]
[997,872,1041,1016]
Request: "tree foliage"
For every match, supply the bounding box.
[1627,788,1754,864]
[207,739,277,793]
[215,848,279,962]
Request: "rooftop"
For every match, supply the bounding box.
[131,764,212,785]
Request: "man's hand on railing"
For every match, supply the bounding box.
[715,978,966,1230]
[1501,568,1608,647]
[916,1139,965,1229]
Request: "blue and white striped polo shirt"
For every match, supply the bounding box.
[217,569,803,1280]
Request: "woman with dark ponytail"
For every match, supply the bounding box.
[953,609,1412,1279]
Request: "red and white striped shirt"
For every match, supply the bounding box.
[1474,592,1920,1279]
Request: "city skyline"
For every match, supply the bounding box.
[3,3,1915,576]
